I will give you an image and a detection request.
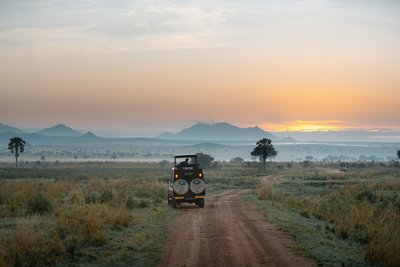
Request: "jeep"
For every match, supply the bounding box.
[168,155,205,208]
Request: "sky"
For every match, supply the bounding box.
[0,0,399,136]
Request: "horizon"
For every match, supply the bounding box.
[2,121,400,140]
[1,1,400,135]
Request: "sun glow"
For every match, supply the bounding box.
[262,120,354,132]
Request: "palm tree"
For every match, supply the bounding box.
[8,137,26,168]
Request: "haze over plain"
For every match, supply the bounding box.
[1,0,399,136]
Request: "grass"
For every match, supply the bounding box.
[0,162,178,266]
[253,163,400,267]
[0,161,255,266]
[1,161,398,266]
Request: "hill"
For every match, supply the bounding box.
[158,122,277,141]
[78,131,101,141]
[0,123,23,134]
[37,124,82,137]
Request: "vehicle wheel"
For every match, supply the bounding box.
[198,199,205,208]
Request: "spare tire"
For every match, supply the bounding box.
[173,179,189,195]
[190,178,205,194]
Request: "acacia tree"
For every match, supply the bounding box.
[196,153,214,169]
[251,138,277,169]
[8,137,26,168]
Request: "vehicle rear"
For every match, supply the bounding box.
[168,155,205,208]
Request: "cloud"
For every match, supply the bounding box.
[0,0,234,55]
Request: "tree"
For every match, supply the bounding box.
[8,137,26,168]
[251,138,277,169]
[196,153,214,169]
[305,155,314,161]
[230,157,244,163]
[397,150,400,160]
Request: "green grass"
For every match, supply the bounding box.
[2,161,398,266]
[0,161,256,267]
[252,163,400,267]
[250,195,368,266]
[0,162,178,267]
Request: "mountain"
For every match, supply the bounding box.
[37,124,82,137]
[78,131,101,141]
[0,123,24,134]
[158,122,277,141]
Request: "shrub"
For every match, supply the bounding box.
[100,189,113,203]
[126,195,136,209]
[111,207,129,229]
[356,190,377,203]
[255,184,272,200]
[26,192,52,215]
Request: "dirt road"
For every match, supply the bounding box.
[159,176,315,267]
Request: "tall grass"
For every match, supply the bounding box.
[0,174,173,266]
[255,169,400,267]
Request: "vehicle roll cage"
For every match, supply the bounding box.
[174,155,198,167]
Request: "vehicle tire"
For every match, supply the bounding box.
[198,199,205,208]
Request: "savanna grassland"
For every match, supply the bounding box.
[0,161,399,266]
[0,162,176,267]
[0,161,257,267]
[254,162,400,267]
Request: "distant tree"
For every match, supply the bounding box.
[339,162,348,172]
[250,138,277,169]
[397,150,400,160]
[159,160,170,168]
[111,153,118,161]
[302,160,310,168]
[74,154,78,160]
[41,155,46,163]
[305,155,314,161]
[8,137,26,168]
[196,153,214,168]
[230,157,244,163]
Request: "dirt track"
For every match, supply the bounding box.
[159,176,316,267]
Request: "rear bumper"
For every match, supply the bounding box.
[174,195,205,201]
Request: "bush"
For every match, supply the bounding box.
[196,153,214,169]
[357,190,377,203]
[230,157,244,163]
[26,192,52,215]
[100,189,113,203]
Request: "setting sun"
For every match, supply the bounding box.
[0,0,399,135]
[261,120,355,132]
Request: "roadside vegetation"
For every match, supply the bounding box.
[1,160,398,266]
[253,162,400,267]
[0,162,177,267]
[0,161,256,266]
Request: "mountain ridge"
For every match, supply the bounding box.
[0,123,24,134]
[158,122,277,141]
[37,124,82,137]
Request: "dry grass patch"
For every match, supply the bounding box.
[255,167,400,267]
[0,175,175,266]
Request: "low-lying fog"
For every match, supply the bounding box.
[0,140,398,163]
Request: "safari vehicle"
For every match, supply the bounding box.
[168,155,205,208]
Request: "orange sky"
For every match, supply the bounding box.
[0,1,399,135]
